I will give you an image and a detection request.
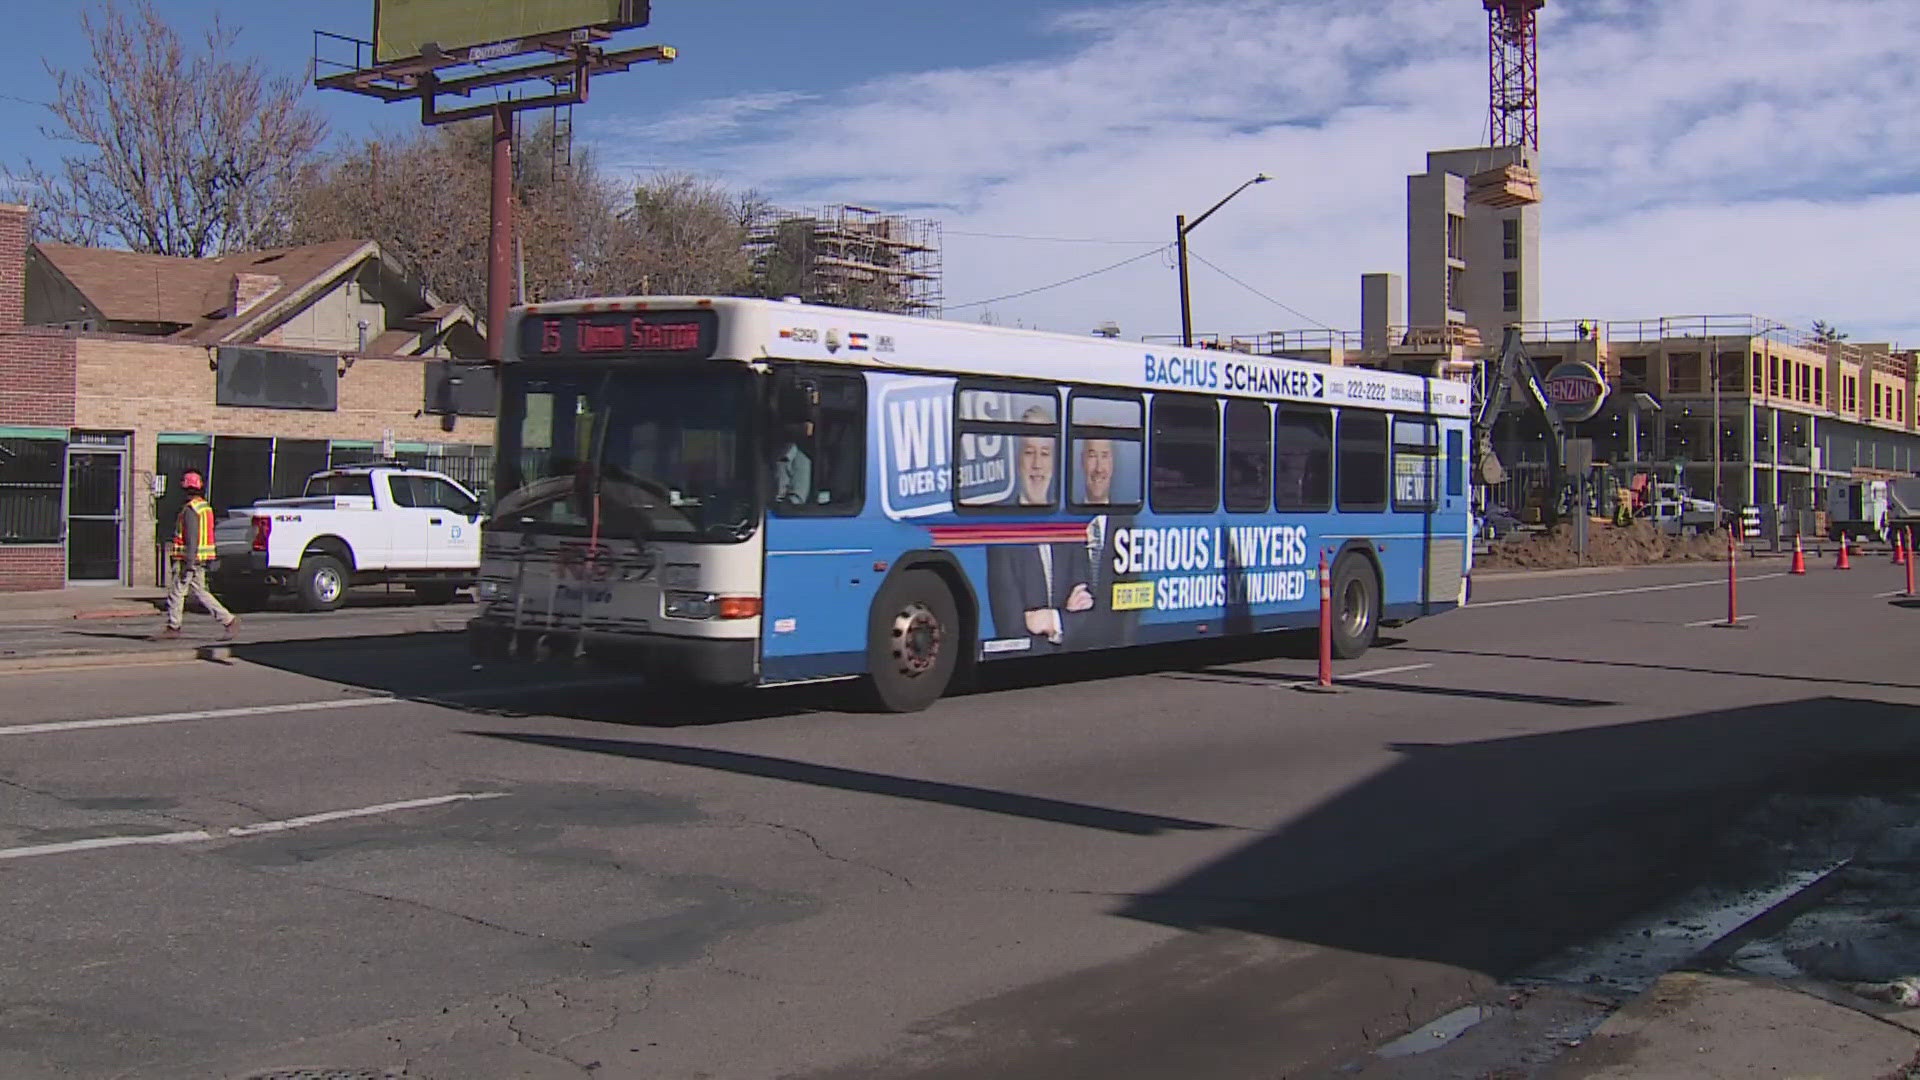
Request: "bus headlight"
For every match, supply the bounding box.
[477,580,504,601]
[665,591,715,619]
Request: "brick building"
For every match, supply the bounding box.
[0,205,498,591]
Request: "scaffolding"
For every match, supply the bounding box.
[745,205,943,317]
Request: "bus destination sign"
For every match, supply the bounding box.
[520,309,719,361]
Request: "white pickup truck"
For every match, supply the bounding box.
[211,464,484,611]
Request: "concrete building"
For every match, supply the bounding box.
[1406,146,1540,350]
[0,206,497,592]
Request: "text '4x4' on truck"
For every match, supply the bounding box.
[212,465,484,611]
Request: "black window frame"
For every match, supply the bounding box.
[1273,406,1333,513]
[1391,416,1439,513]
[1502,270,1520,313]
[1336,410,1389,512]
[952,378,1062,514]
[1148,392,1221,514]
[1222,399,1272,514]
[1502,217,1519,260]
[1065,388,1144,514]
[770,365,867,518]
[0,433,67,545]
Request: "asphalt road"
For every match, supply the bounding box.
[2,559,1918,1079]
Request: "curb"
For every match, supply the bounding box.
[0,629,464,675]
[0,648,209,674]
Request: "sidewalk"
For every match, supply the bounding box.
[0,587,472,672]
[0,585,166,622]
[1547,970,1920,1078]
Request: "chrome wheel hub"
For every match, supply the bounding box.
[890,602,942,678]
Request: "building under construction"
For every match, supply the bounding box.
[745,205,942,317]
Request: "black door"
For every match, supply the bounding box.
[66,449,125,582]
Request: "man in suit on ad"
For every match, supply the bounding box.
[987,419,1092,653]
[1067,436,1140,650]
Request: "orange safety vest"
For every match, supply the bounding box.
[173,497,216,562]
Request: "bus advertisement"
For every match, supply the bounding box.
[467,296,1473,711]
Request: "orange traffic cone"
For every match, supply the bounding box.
[1837,535,1853,570]
[1790,535,1807,575]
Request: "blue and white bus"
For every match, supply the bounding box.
[469,296,1474,711]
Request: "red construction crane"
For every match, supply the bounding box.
[1484,0,1544,151]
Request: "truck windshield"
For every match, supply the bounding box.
[492,365,757,543]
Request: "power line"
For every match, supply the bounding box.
[1186,249,1335,330]
[945,228,1162,246]
[946,244,1171,311]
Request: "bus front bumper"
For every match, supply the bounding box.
[465,616,757,686]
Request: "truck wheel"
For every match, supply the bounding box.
[412,584,460,605]
[862,570,961,712]
[296,555,349,612]
[1329,554,1379,660]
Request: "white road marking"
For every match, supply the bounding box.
[1876,590,1912,599]
[1684,614,1757,627]
[1469,573,1786,609]
[0,792,507,862]
[0,674,655,737]
[0,696,402,736]
[1338,663,1435,680]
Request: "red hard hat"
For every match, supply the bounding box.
[181,471,203,490]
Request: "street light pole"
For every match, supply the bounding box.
[1177,173,1271,348]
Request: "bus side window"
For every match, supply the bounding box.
[1337,411,1389,512]
[1274,406,1332,512]
[772,372,865,517]
[1446,429,1465,498]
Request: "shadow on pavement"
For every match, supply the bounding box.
[222,625,1420,727]
[1407,645,1920,693]
[1163,666,1616,708]
[473,732,1235,836]
[1117,696,1920,981]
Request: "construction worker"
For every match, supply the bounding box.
[162,471,238,639]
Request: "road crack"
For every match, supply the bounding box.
[735,817,918,890]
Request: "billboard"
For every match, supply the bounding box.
[374,0,649,63]
[215,348,339,412]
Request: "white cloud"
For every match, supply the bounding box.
[586,0,1920,344]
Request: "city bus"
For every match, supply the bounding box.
[467,296,1474,711]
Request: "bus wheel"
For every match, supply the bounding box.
[864,570,960,712]
[1329,555,1379,660]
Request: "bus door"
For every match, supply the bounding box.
[1433,421,1469,611]
[760,367,874,681]
[1393,416,1445,614]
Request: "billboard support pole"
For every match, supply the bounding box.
[489,103,513,361]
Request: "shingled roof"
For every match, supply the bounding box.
[30,239,373,337]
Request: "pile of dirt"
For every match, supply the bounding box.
[1478,519,1731,570]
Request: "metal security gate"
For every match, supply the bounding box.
[66,444,126,583]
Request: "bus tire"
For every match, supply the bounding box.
[1329,554,1379,660]
[863,569,960,712]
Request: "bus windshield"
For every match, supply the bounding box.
[493,365,757,543]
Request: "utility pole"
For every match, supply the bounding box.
[1173,174,1270,349]
[1711,338,1722,518]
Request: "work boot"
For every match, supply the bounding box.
[222,617,240,640]
[158,626,183,640]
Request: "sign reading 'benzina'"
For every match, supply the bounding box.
[1542,359,1610,423]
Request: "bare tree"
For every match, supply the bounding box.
[609,173,753,296]
[13,0,326,256]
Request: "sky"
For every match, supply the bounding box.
[1,0,1915,345]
